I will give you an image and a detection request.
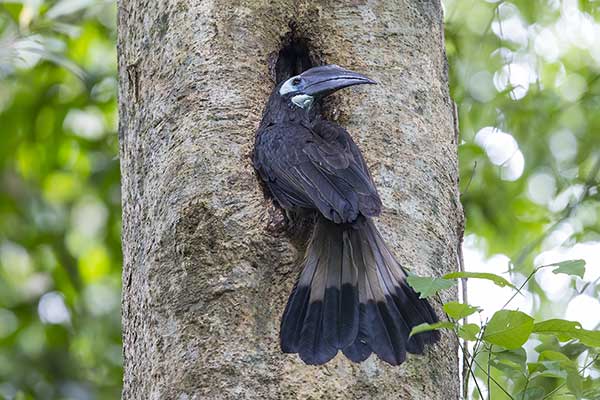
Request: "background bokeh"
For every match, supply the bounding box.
[446,0,600,398]
[0,1,120,399]
[0,0,598,399]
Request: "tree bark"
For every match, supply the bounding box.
[118,1,463,399]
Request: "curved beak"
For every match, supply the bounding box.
[300,65,376,97]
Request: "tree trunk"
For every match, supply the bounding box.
[118,1,462,399]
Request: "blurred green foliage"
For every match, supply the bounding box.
[446,0,600,259]
[0,0,599,399]
[0,1,120,399]
[445,0,600,398]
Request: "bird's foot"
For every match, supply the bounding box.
[265,203,287,236]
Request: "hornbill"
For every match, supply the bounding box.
[253,64,440,365]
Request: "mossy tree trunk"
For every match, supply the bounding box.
[118,0,462,398]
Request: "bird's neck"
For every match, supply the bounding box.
[259,91,319,129]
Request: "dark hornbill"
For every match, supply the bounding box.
[253,64,440,365]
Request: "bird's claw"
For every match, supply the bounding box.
[265,203,287,235]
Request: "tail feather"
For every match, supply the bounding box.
[280,216,439,365]
[297,227,336,364]
[322,230,359,349]
[366,219,441,349]
[342,303,371,362]
[358,231,408,365]
[366,227,427,355]
[341,262,371,363]
[279,251,318,353]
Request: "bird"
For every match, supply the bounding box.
[253,64,440,366]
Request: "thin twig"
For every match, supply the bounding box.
[457,339,486,400]
[500,266,540,310]
[487,345,492,400]
[471,317,488,371]
[435,296,485,400]
[437,300,514,399]
[520,374,530,400]
[463,161,478,195]
[454,223,470,400]
[470,351,516,400]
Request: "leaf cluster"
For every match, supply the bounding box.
[409,260,600,399]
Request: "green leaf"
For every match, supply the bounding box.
[583,377,600,400]
[483,310,534,349]
[533,336,562,354]
[529,355,578,390]
[409,322,454,337]
[567,371,583,398]
[457,323,480,341]
[537,349,582,395]
[533,319,600,347]
[531,368,568,379]
[443,301,481,320]
[443,271,517,290]
[551,259,586,279]
[490,348,527,375]
[515,387,545,400]
[406,275,455,298]
[538,350,572,363]
[561,342,589,360]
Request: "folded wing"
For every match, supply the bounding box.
[253,122,381,224]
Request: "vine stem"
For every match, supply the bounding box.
[469,349,516,400]
[487,344,492,400]
[501,263,558,310]
[456,339,486,399]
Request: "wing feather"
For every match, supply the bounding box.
[254,122,381,223]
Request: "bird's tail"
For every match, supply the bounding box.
[280,216,440,365]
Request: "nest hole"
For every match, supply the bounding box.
[274,36,313,84]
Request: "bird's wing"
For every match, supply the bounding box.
[254,122,381,223]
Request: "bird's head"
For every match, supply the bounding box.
[278,64,376,110]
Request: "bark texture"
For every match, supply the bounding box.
[118,1,463,399]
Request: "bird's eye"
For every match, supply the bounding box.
[292,78,301,86]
